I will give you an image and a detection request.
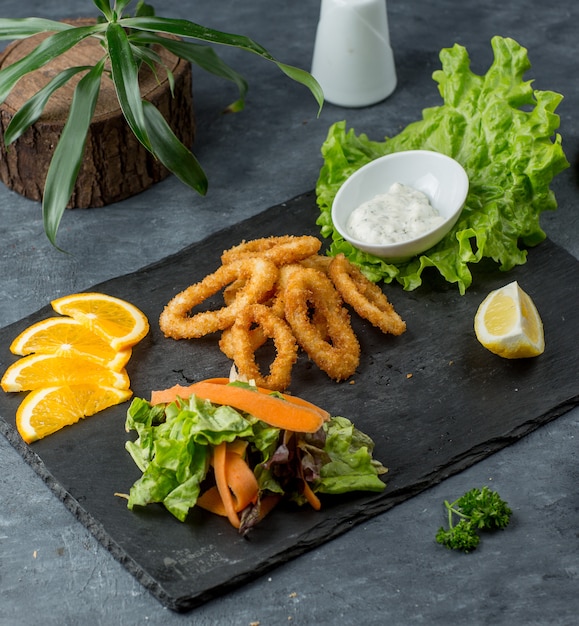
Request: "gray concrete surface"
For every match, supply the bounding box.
[1,1,578,624]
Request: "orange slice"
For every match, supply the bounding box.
[1,354,130,392]
[51,292,149,351]
[16,384,133,443]
[9,317,131,371]
[474,280,545,358]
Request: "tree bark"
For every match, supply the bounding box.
[0,19,195,208]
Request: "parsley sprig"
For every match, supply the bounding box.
[436,486,512,552]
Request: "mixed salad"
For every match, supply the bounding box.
[121,380,387,535]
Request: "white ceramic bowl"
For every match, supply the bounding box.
[331,150,469,262]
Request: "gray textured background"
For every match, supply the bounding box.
[1,1,578,624]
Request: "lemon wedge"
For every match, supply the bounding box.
[474,280,544,358]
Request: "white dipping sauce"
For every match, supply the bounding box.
[346,182,444,245]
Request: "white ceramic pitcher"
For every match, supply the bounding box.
[311,0,397,107]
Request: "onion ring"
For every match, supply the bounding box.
[328,254,406,336]
[284,267,360,381]
[221,236,322,267]
[159,258,278,339]
[219,303,298,391]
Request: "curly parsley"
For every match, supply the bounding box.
[436,486,512,552]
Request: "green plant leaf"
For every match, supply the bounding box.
[120,16,324,113]
[3,6,324,248]
[114,0,133,16]
[134,1,155,18]
[275,62,324,114]
[92,0,114,20]
[142,99,208,195]
[4,66,92,145]
[120,16,271,48]
[0,18,74,40]
[106,22,152,151]
[131,32,248,112]
[0,23,106,104]
[129,43,176,95]
[42,59,105,248]
[130,39,162,68]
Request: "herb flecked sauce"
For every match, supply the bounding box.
[346,182,444,245]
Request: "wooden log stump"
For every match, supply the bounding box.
[0,19,195,208]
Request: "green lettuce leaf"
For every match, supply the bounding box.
[124,395,254,521]
[316,36,569,294]
[315,416,387,494]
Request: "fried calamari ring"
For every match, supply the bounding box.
[159,258,278,339]
[219,304,298,391]
[221,236,322,267]
[328,254,406,336]
[299,254,332,274]
[220,265,302,356]
[222,278,276,307]
[268,263,304,319]
[284,267,360,381]
[221,263,300,358]
[221,263,317,358]
[220,326,264,359]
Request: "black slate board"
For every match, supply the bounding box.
[1,191,578,612]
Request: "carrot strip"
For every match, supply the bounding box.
[256,495,282,522]
[274,393,330,421]
[227,438,248,457]
[295,446,322,511]
[198,442,259,525]
[302,479,321,511]
[153,380,324,433]
[196,486,226,516]
[198,490,281,527]
[225,450,259,511]
[150,384,192,405]
[151,378,330,424]
[192,381,324,432]
[151,380,325,432]
[202,377,330,421]
[213,441,240,528]
[198,377,235,385]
